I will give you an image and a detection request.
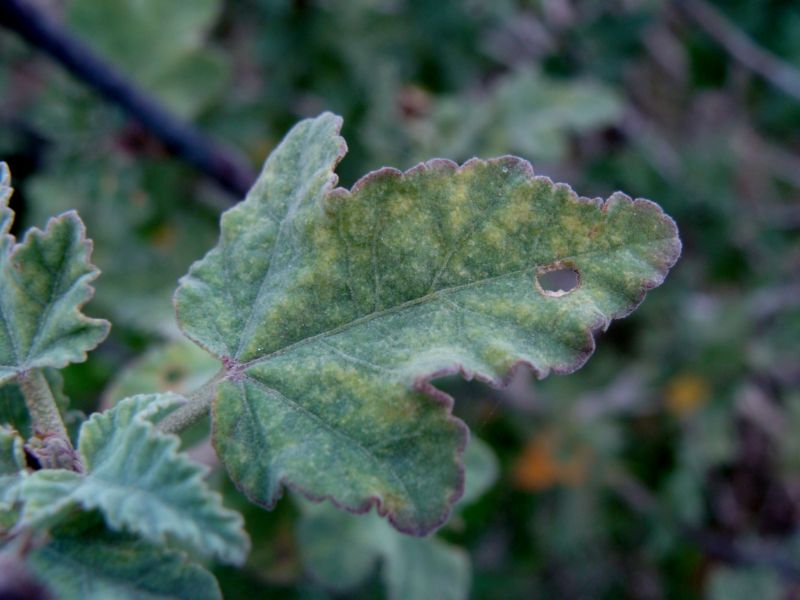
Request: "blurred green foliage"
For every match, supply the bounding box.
[1,0,799,598]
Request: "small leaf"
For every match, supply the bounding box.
[298,504,469,600]
[0,163,110,384]
[27,516,222,600]
[460,435,499,505]
[411,66,622,164]
[175,113,680,534]
[0,426,25,528]
[0,425,24,474]
[21,394,249,565]
[296,436,493,599]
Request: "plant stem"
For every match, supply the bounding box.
[673,0,800,101]
[0,0,256,198]
[18,369,82,471]
[18,370,68,439]
[157,375,222,435]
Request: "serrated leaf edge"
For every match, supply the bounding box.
[0,194,111,382]
[78,394,250,565]
[208,149,680,536]
[23,394,250,565]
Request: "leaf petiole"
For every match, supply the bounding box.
[156,371,224,435]
[18,369,81,471]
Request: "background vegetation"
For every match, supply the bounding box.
[1,0,799,598]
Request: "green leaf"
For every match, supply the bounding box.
[0,426,24,531]
[175,113,680,534]
[296,436,495,599]
[21,394,249,565]
[0,163,11,235]
[0,163,110,384]
[706,567,782,600]
[0,425,24,476]
[460,435,499,505]
[67,0,227,118]
[410,67,622,164]
[27,516,223,600]
[298,504,469,600]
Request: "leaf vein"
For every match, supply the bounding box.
[244,375,416,510]
[240,235,674,371]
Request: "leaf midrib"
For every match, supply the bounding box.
[234,126,336,359]
[235,235,674,372]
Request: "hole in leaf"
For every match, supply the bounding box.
[536,264,580,297]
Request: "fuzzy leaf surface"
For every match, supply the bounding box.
[0,163,109,384]
[175,113,681,534]
[0,369,83,441]
[21,394,249,565]
[27,517,222,600]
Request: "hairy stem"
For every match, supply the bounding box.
[157,375,222,435]
[18,370,68,439]
[18,369,81,471]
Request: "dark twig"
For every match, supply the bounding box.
[673,0,800,102]
[0,0,256,198]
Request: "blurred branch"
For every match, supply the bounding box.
[621,108,681,181]
[673,0,800,102]
[733,128,800,190]
[0,0,256,198]
[685,530,800,583]
[608,470,800,583]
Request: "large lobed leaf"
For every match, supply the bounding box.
[0,163,110,384]
[175,113,681,534]
[21,394,249,565]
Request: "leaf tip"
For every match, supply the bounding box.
[0,162,10,194]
